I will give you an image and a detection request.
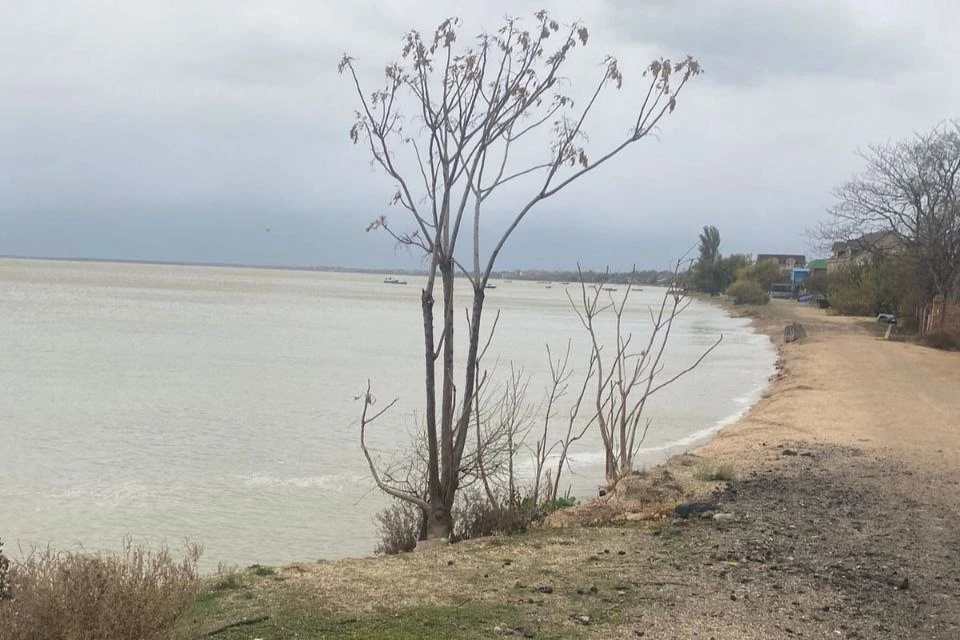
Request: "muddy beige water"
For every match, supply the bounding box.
[0,259,774,568]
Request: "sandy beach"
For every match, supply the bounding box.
[699,300,960,472]
[178,299,960,639]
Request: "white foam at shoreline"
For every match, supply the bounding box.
[240,472,365,490]
[506,375,772,477]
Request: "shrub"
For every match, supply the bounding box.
[725,279,769,305]
[375,488,565,554]
[737,260,783,290]
[914,331,960,351]
[0,539,201,640]
[248,564,276,577]
[374,500,424,555]
[544,496,578,511]
[806,271,831,298]
[828,261,899,316]
[694,464,737,482]
[451,489,540,543]
[211,568,244,591]
[0,539,11,600]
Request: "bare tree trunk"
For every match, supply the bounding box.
[434,261,456,537]
[605,448,619,487]
[422,505,447,540]
[419,273,446,540]
[450,288,486,486]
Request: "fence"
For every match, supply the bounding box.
[923,295,960,339]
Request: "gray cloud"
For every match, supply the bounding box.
[602,0,919,85]
[1,0,958,270]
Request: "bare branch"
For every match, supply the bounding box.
[357,381,430,510]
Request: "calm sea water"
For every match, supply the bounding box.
[0,259,775,569]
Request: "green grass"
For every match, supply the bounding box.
[175,523,695,639]
[174,545,642,639]
[185,602,585,640]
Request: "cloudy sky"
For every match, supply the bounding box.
[1,0,957,271]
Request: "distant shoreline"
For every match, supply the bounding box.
[0,254,421,276]
[0,255,675,285]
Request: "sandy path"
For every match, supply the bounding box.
[652,300,960,638]
[702,301,960,471]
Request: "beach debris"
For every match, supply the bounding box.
[205,615,270,636]
[713,512,737,522]
[781,448,816,458]
[571,614,592,625]
[784,322,807,343]
[537,585,554,594]
[674,501,717,519]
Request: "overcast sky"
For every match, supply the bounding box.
[2,0,958,271]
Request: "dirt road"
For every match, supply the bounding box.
[665,300,960,639]
[703,301,960,471]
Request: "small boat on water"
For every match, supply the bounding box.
[383,277,408,285]
[603,287,618,292]
[485,284,497,289]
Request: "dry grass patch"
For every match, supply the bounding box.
[0,539,11,601]
[545,469,689,528]
[179,525,685,638]
[265,526,661,612]
[0,539,200,640]
[913,331,960,351]
[694,463,737,482]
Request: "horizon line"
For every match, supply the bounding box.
[0,254,676,275]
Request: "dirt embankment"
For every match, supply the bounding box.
[181,300,960,639]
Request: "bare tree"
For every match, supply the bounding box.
[820,120,960,301]
[473,363,535,507]
[569,267,721,486]
[343,12,701,540]
[529,341,597,506]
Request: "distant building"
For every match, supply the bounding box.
[756,254,806,277]
[828,231,902,272]
[807,259,828,273]
[791,267,811,286]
